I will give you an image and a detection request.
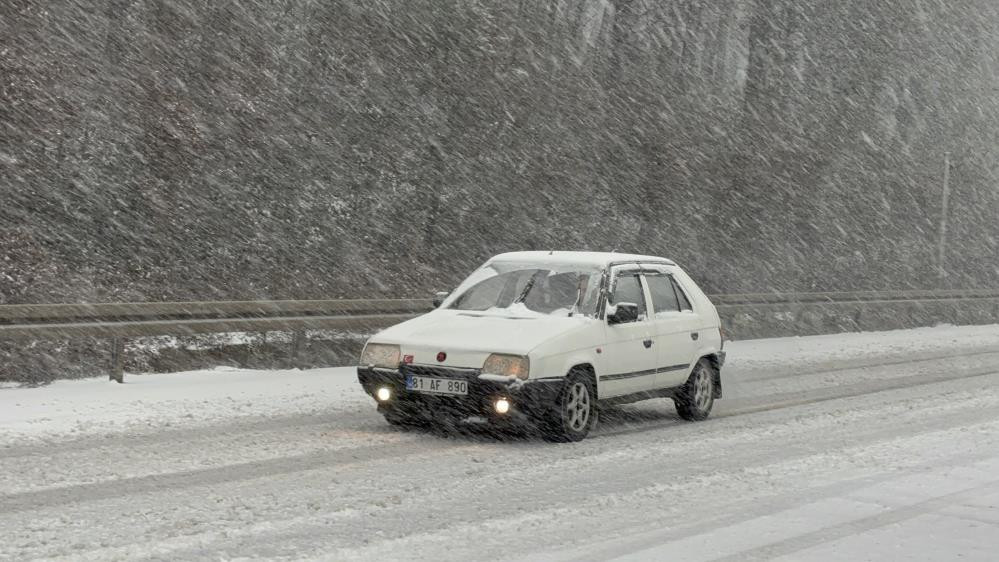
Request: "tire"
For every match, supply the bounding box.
[674,359,716,421]
[542,373,597,442]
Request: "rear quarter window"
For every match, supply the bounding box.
[671,277,693,311]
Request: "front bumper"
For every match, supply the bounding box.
[357,365,564,421]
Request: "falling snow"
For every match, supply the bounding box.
[3,1,999,307]
[3,2,999,560]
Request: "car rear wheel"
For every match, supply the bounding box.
[675,359,715,421]
[542,374,596,442]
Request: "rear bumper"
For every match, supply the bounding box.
[357,366,564,421]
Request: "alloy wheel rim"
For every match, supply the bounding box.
[566,382,591,431]
[693,369,712,411]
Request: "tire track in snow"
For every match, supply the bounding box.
[555,441,999,562]
[710,478,999,562]
[736,347,999,383]
[4,346,996,462]
[0,409,375,459]
[3,365,998,516]
[594,365,999,440]
[7,373,999,561]
[0,435,480,515]
[281,396,999,562]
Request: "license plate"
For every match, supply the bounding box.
[405,375,468,396]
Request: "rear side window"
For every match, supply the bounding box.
[645,275,679,316]
[671,277,693,311]
[610,274,647,320]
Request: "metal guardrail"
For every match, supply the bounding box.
[713,290,999,317]
[0,298,432,324]
[711,289,999,305]
[0,299,432,382]
[2,290,998,382]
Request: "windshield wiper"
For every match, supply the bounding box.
[568,284,583,317]
[514,270,545,304]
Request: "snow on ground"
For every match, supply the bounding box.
[2,323,997,446]
[2,324,999,561]
[0,366,366,446]
[730,322,999,371]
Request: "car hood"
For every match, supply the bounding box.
[372,309,591,357]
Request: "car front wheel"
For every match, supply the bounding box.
[542,374,596,442]
[675,359,715,421]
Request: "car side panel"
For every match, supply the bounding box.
[530,348,601,382]
[652,309,701,387]
[527,321,604,381]
[663,266,723,385]
[597,266,659,398]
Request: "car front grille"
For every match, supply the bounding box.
[401,365,481,379]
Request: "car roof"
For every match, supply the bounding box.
[488,251,676,268]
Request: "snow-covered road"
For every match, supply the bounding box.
[3,325,999,561]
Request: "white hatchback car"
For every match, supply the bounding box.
[357,251,725,441]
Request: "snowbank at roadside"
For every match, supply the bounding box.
[728,323,999,371]
[0,366,366,446]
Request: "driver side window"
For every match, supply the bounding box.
[610,273,647,322]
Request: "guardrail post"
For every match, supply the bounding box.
[291,330,305,368]
[110,338,124,383]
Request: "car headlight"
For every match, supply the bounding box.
[482,354,530,380]
[360,343,401,368]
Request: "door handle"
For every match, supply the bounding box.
[643,339,653,348]
[691,332,699,341]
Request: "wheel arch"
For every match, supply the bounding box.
[567,362,598,400]
[701,353,723,399]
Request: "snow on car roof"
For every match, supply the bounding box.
[489,251,676,268]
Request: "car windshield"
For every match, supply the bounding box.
[446,262,603,318]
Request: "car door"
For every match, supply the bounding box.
[644,269,700,389]
[598,265,658,397]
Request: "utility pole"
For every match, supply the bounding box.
[937,152,951,284]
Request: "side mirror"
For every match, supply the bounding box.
[607,302,639,325]
[432,291,450,308]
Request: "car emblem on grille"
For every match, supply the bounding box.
[436,351,447,362]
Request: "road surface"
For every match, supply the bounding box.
[2,325,999,561]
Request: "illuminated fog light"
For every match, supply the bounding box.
[376,387,392,402]
[494,398,511,414]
